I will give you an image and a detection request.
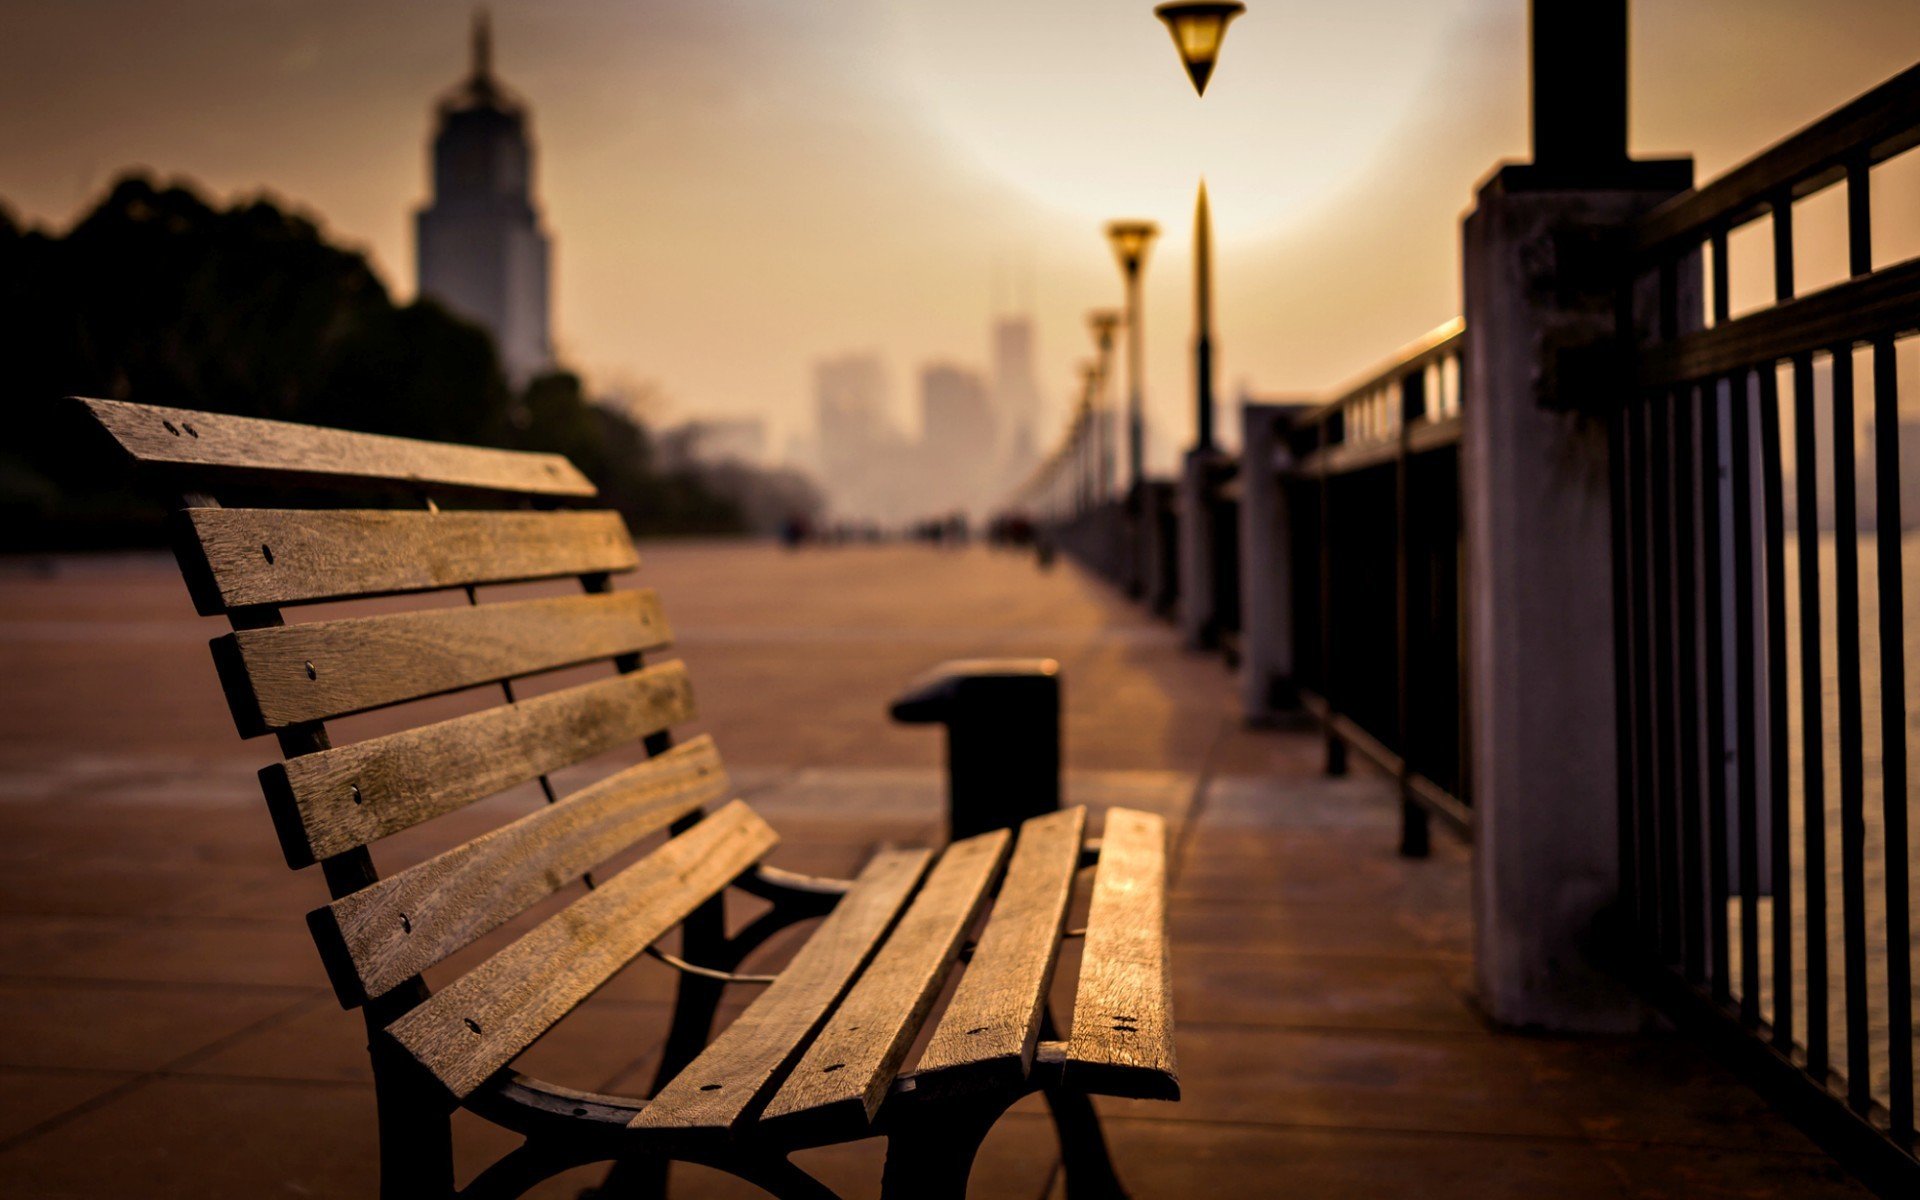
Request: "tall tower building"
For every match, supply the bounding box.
[991,316,1041,475]
[416,12,552,384]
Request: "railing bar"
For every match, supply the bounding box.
[1831,343,1871,1112]
[1673,383,1707,984]
[1758,364,1794,1049]
[1631,396,1662,937]
[1711,231,1732,329]
[1870,334,1913,1140]
[1730,368,1762,1028]
[1702,375,1733,1002]
[1652,386,1682,961]
[1847,157,1872,277]
[1792,350,1831,1078]
[1610,403,1644,935]
[1772,194,1796,303]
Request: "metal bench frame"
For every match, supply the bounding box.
[73,397,1178,1200]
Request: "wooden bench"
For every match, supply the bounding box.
[73,397,1178,1200]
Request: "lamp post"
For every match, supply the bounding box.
[1154,1,1243,453]
[1104,221,1157,496]
[1077,359,1101,512]
[1087,309,1120,502]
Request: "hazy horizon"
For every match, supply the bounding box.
[4,0,1918,472]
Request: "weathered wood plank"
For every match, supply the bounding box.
[74,397,595,497]
[261,661,695,866]
[1065,808,1178,1100]
[913,807,1085,1098]
[310,736,729,1005]
[760,829,1011,1133]
[216,590,670,734]
[180,508,635,612]
[386,800,777,1099]
[631,848,932,1141]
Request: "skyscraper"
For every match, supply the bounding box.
[415,12,552,384]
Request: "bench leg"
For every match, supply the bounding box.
[1041,1086,1129,1200]
[880,1101,1005,1200]
[1038,1011,1130,1200]
[368,1010,456,1200]
[599,896,826,1200]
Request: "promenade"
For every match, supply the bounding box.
[0,540,1870,1198]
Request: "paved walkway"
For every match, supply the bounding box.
[0,541,1872,1197]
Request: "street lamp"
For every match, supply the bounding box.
[1087,309,1120,501]
[1105,221,1157,496]
[1153,1,1245,97]
[1152,2,1243,453]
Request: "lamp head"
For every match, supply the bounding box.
[1088,309,1121,346]
[1153,1,1246,97]
[1104,221,1159,276]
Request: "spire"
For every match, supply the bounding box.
[471,8,492,83]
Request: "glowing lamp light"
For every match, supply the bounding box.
[1104,221,1159,276]
[1153,1,1246,97]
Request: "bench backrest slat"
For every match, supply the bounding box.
[310,736,730,1005]
[214,590,670,734]
[178,508,636,613]
[387,800,779,1099]
[77,397,595,498]
[262,661,696,867]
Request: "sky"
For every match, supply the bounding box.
[3,0,1918,472]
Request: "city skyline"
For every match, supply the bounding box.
[3,1,1918,470]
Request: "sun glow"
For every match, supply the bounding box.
[890,0,1483,243]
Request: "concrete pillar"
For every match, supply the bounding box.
[1462,161,1690,1031]
[1237,402,1310,721]
[1176,449,1216,648]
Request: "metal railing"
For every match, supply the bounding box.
[1283,318,1469,852]
[1613,62,1920,1190]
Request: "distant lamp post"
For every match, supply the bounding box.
[1105,221,1158,494]
[1153,1,1245,97]
[1077,359,1102,511]
[1087,309,1121,501]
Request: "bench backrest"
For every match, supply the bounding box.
[75,397,773,1099]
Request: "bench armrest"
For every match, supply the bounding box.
[890,658,1061,840]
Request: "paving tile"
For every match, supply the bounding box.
[1518,1034,1842,1155]
[1056,1117,1634,1200]
[0,1076,381,1198]
[1095,1023,1573,1140]
[0,1068,134,1144]
[1173,947,1483,1033]
[0,915,330,990]
[0,979,313,1073]
[1170,897,1467,959]
[1593,1140,1872,1198]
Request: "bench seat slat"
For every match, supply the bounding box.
[75,397,595,497]
[387,800,777,1100]
[632,848,933,1140]
[913,807,1086,1098]
[217,590,670,733]
[262,661,695,866]
[760,829,1012,1133]
[1065,808,1178,1100]
[180,508,636,612]
[310,736,730,1005]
